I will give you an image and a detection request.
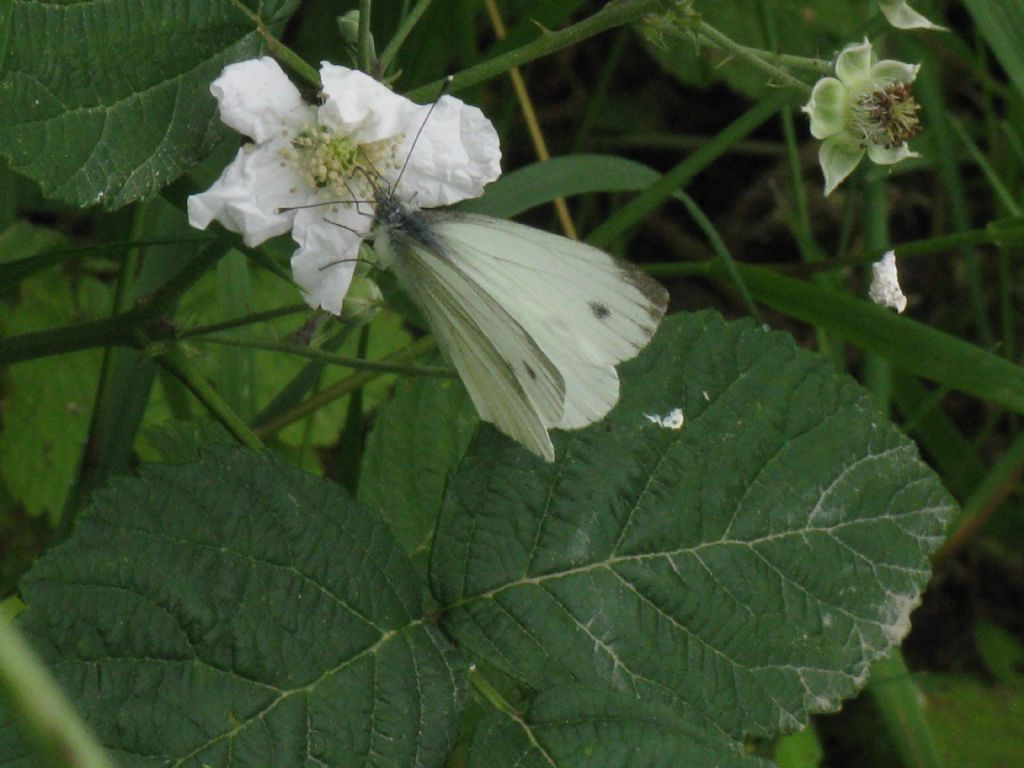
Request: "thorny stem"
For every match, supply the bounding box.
[227,0,320,88]
[695,20,828,91]
[406,0,669,101]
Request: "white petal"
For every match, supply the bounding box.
[866,142,918,166]
[819,136,864,196]
[870,60,920,86]
[869,250,907,313]
[289,206,366,314]
[878,1,947,31]
[803,77,848,139]
[187,138,315,246]
[836,39,875,86]
[394,95,502,207]
[212,57,314,143]
[317,63,420,143]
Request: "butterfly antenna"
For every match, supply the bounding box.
[392,75,453,193]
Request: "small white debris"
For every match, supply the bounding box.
[869,250,907,313]
[645,408,685,430]
[702,390,710,401]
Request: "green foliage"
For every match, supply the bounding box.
[0,312,953,764]
[647,0,861,97]
[468,686,770,767]
[433,312,952,739]
[0,0,300,209]
[2,0,1020,765]
[0,448,466,766]
[358,371,478,567]
[0,272,108,521]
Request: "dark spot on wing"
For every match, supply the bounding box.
[525,363,537,380]
[590,301,611,320]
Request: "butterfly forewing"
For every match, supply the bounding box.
[382,221,566,461]
[425,212,668,429]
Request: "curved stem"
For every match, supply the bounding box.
[150,342,265,451]
[696,20,828,91]
[406,0,668,101]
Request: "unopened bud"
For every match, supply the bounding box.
[340,275,383,323]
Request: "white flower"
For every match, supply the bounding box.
[878,1,946,31]
[188,57,501,314]
[803,40,921,195]
[869,250,907,313]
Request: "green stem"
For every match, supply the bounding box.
[678,192,760,321]
[695,20,825,90]
[177,304,312,339]
[254,335,438,437]
[406,0,668,100]
[227,0,320,88]
[866,651,944,768]
[195,334,456,377]
[152,344,265,451]
[588,89,795,248]
[0,244,229,366]
[934,430,1024,565]
[0,236,214,287]
[358,0,375,74]
[0,618,116,768]
[0,312,140,365]
[378,0,434,75]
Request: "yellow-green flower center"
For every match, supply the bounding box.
[284,125,403,200]
[851,82,921,150]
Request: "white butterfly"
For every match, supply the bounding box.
[370,190,668,461]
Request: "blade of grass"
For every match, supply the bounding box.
[867,651,944,768]
[962,0,1024,99]
[0,618,116,768]
[587,90,796,248]
[713,261,1024,415]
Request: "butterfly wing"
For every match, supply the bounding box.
[425,212,668,429]
[382,221,566,461]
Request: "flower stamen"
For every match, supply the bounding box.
[852,82,921,150]
[286,126,402,200]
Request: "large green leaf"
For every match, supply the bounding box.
[359,372,478,567]
[0,0,299,209]
[432,311,954,739]
[468,686,768,767]
[0,448,465,766]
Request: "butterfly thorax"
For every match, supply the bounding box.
[372,191,443,272]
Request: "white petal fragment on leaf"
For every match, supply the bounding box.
[869,250,908,313]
